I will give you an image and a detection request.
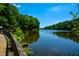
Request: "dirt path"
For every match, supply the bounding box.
[0,33,6,56]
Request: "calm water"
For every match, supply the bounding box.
[23,30,79,56]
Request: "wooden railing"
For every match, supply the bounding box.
[3,31,26,56]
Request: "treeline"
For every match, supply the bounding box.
[0,3,39,31]
[0,3,40,41]
[44,4,79,35]
[44,18,79,30]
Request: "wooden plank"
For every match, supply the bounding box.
[0,33,6,56]
[3,31,27,56]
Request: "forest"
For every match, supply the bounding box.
[0,3,40,41]
[44,4,79,35]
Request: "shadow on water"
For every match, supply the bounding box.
[22,30,39,56]
[53,32,79,43]
[23,30,39,44]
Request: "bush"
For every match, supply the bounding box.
[23,47,33,56]
[13,27,24,43]
[72,28,79,35]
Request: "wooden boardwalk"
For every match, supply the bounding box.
[0,33,6,56]
[0,31,26,56]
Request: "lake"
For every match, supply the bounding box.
[23,30,79,56]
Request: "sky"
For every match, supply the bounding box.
[13,3,78,28]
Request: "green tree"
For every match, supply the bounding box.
[18,15,39,30]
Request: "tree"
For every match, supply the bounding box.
[0,16,9,29]
[0,3,19,31]
[70,4,79,19]
[18,15,40,30]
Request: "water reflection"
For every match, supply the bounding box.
[23,30,39,44]
[22,30,39,55]
[53,32,79,43]
[22,30,79,56]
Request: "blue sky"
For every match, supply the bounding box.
[13,3,78,28]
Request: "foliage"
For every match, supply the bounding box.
[13,27,24,43]
[0,3,39,31]
[18,15,39,30]
[23,47,33,56]
[44,4,79,35]
[0,3,40,55]
[0,16,9,29]
[0,4,19,31]
[0,3,39,37]
[44,18,79,30]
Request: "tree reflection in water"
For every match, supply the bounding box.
[23,30,39,44]
[53,32,79,43]
[22,30,39,56]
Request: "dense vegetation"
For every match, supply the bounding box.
[18,15,39,30]
[0,3,40,55]
[0,3,40,41]
[44,18,79,30]
[44,4,79,35]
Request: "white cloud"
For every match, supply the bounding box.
[13,4,21,8]
[51,5,61,12]
[49,4,72,12]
